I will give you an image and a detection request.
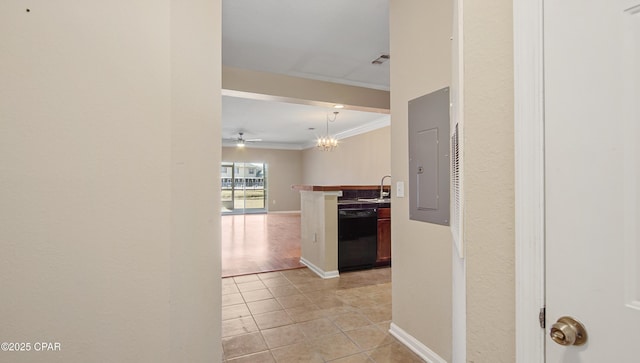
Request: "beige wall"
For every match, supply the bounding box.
[170,0,222,362]
[302,126,391,185]
[389,0,453,361]
[222,147,302,211]
[463,1,515,362]
[223,66,390,112]
[390,1,515,361]
[0,1,221,362]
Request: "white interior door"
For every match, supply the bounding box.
[545,0,640,361]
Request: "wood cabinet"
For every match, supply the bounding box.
[376,207,391,266]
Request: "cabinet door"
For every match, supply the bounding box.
[376,208,391,265]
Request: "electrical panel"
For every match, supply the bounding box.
[408,87,450,225]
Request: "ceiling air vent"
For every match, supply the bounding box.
[371,54,390,65]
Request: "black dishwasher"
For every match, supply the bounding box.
[338,208,378,272]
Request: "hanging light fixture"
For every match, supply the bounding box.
[317,111,339,151]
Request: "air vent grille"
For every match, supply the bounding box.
[451,122,463,257]
[371,54,390,65]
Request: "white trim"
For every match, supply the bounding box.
[222,116,390,151]
[514,0,546,362]
[334,115,390,140]
[389,323,447,363]
[451,1,467,361]
[452,247,466,363]
[299,257,339,279]
[221,89,391,114]
[286,70,390,92]
[450,0,465,261]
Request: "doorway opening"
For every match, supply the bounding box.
[221,161,267,214]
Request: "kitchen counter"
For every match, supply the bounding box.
[292,185,391,206]
[293,184,392,278]
[337,199,391,209]
[292,184,385,192]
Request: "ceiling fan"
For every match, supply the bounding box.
[224,132,262,147]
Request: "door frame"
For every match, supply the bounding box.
[514,0,546,361]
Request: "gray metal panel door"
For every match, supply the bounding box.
[408,87,450,225]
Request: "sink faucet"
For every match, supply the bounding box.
[380,175,391,199]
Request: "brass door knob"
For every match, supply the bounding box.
[550,316,587,346]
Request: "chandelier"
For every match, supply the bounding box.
[317,111,339,151]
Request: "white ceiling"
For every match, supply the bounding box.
[222,0,390,149]
[222,96,390,149]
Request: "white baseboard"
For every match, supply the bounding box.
[267,210,301,214]
[299,257,339,279]
[389,323,447,363]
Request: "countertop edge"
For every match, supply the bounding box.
[292,185,390,192]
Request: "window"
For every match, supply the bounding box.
[221,162,267,214]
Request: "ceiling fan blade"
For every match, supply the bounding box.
[245,138,262,142]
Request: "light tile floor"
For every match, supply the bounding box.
[222,267,425,363]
